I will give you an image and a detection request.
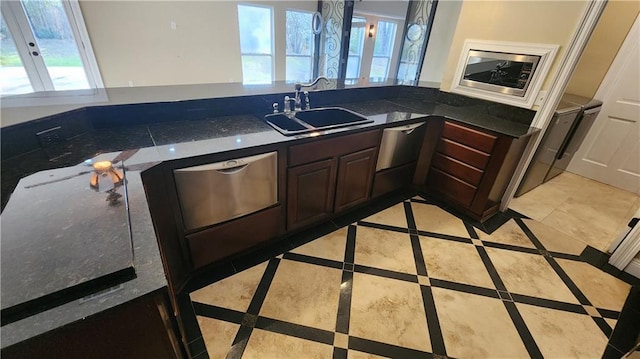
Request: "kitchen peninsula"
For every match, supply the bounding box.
[0,82,537,357]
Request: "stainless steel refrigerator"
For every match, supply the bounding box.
[516,94,602,196]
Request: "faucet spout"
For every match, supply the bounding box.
[294,76,329,111]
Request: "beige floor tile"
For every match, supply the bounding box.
[557,259,631,311]
[291,226,347,262]
[197,316,239,359]
[419,236,494,288]
[190,262,267,312]
[486,248,579,304]
[411,203,469,238]
[517,303,608,358]
[522,219,586,255]
[478,219,536,249]
[432,288,528,358]
[354,226,417,274]
[541,208,617,251]
[242,328,333,359]
[347,350,390,359]
[259,259,342,331]
[605,318,618,330]
[349,273,431,352]
[509,183,572,221]
[361,203,407,228]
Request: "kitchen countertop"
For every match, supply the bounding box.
[0,87,537,348]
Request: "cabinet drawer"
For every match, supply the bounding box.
[427,169,477,207]
[437,138,490,169]
[432,153,484,186]
[289,130,379,166]
[442,121,496,153]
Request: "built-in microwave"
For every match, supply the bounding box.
[460,50,541,97]
[451,40,559,108]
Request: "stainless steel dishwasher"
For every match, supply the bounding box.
[173,152,278,230]
[376,122,427,171]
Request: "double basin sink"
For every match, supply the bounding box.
[264,107,373,136]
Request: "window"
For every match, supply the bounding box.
[0,0,102,96]
[345,17,366,85]
[370,20,397,82]
[285,10,314,83]
[237,4,273,85]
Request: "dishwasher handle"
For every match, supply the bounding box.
[384,122,426,136]
[174,152,275,173]
[216,164,249,175]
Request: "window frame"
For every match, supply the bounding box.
[237,3,275,85]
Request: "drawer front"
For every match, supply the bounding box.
[427,168,477,207]
[437,138,490,169]
[289,130,379,167]
[442,121,496,153]
[431,153,484,186]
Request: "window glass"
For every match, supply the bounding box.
[238,5,273,84]
[286,10,313,83]
[370,20,396,82]
[0,15,33,95]
[345,17,365,84]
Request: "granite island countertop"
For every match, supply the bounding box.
[0,85,538,348]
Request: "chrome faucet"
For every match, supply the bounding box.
[294,76,329,111]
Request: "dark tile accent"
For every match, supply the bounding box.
[607,286,640,354]
[336,271,354,334]
[177,292,204,344]
[254,317,334,345]
[187,337,207,359]
[502,301,543,358]
[353,264,418,283]
[420,285,447,356]
[580,246,610,268]
[191,350,210,359]
[184,261,236,293]
[409,197,440,206]
[343,263,354,272]
[246,258,280,315]
[475,246,508,292]
[598,308,622,319]
[410,234,428,276]
[509,293,586,314]
[548,252,582,261]
[429,278,500,299]
[282,252,344,270]
[514,218,545,250]
[332,191,412,228]
[333,347,348,359]
[404,201,417,230]
[232,241,291,274]
[227,325,253,359]
[464,222,479,239]
[543,256,591,305]
[602,343,625,359]
[498,290,514,302]
[192,302,245,324]
[241,313,258,328]
[348,336,432,359]
[345,225,356,264]
[357,221,409,234]
[288,220,340,251]
[416,230,473,245]
[592,316,613,337]
[481,241,541,255]
[618,271,640,286]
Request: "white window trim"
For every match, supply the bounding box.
[1,0,105,107]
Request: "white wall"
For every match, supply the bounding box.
[419,0,462,85]
[79,0,317,87]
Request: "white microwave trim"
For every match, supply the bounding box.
[451,39,559,109]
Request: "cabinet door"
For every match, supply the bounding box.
[334,147,377,213]
[287,159,337,229]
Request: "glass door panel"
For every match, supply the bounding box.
[21,0,89,90]
[0,14,33,95]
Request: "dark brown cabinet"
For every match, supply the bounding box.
[421,119,532,221]
[286,130,380,230]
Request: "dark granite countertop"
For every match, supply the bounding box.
[0,85,538,348]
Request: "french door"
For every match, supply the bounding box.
[0,0,101,96]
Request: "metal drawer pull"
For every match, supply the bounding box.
[216,164,249,175]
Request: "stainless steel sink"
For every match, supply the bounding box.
[264,107,372,136]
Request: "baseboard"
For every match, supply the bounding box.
[624,258,640,279]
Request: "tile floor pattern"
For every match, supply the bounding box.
[510,172,640,252]
[188,197,633,359]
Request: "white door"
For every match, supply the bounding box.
[568,15,640,194]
